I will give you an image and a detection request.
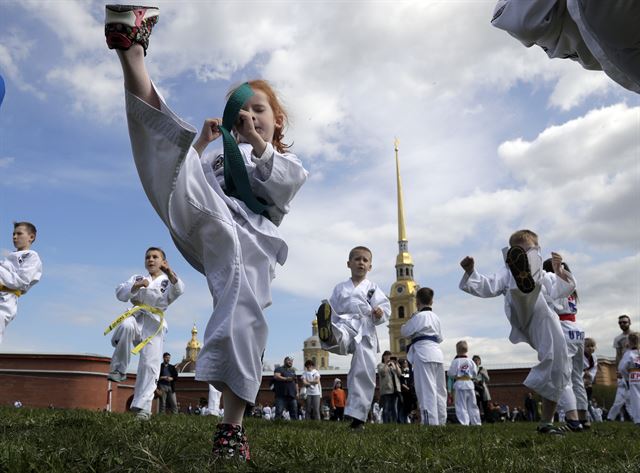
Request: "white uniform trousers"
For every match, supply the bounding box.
[511,292,570,402]
[558,339,588,412]
[454,388,481,426]
[343,337,377,422]
[208,384,222,416]
[0,294,18,344]
[413,361,447,426]
[323,318,358,356]
[607,379,630,421]
[110,313,165,413]
[628,380,640,424]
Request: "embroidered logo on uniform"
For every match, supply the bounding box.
[213,154,224,171]
[160,279,169,293]
[135,276,144,282]
[18,253,31,265]
[367,288,375,302]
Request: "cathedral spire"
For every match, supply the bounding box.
[395,138,408,243]
[388,139,418,356]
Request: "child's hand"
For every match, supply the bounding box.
[460,256,475,274]
[193,118,223,156]
[132,279,149,292]
[160,261,178,284]
[372,307,383,320]
[236,110,267,156]
[550,252,568,281]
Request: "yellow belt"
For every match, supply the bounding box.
[103,304,165,355]
[456,376,472,381]
[0,285,22,297]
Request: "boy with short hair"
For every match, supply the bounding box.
[0,222,43,344]
[459,229,574,435]
[316,246,391,430]
[447,340,481,426]
[400,287,447,425]
[106,247,184,420]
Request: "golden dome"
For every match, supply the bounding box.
[187,324,202,350]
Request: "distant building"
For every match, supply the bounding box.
[302,320,329,369]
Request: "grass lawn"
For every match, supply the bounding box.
[0,407,638,472]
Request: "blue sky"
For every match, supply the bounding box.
[1,0,638,372]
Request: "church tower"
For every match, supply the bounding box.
[302,320,329,369]
[388,139,419,357]
[175,324,203,373]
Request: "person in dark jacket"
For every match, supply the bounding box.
[157,352,179,414]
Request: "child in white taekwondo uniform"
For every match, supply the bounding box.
[459,229,574,435]
[107,247,184,420]
[105,5,307,460]
[583,337,598,422]
[618,332,640,425]
[542,258,587,431]
[491,0,640,94]
[400,287,447,426]
[0,222,42,344]
[316,246,391,430]
[447,340,481,426]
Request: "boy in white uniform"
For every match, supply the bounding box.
[617,332,640,425]
[105,4,307,459]
[459,229,574,435]
[447,340,481,426]
[107,247,184,420]
[0,222,42,344]
[400,287,447,426]
[316,246,391,430]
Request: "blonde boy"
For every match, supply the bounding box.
[316,246,391,430]
[447,341,481,426]
[459,229,574,435]
[0,222,42,344]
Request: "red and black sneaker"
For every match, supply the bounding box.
[211,423,251,462]
[506,246,536,294]
[105,5,159,55]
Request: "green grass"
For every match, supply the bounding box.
[0,407,638,472]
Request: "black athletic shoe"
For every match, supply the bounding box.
[316,301,333,343]
[565,419,584,432]
[350,418,365,431]
[506,246,536,294]
[537,423,566,436]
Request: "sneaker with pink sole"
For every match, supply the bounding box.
[105,5,159,55]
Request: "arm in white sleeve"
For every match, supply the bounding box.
[250,146,308,216]
[115,276,138,303]
[546,271,576,300]
[400,315,419,338]
[0,253,42,292]
[166,277,185,305]
[459,268,508,298]
[372,286,391,325]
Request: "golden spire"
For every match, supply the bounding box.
[394,139,413,266]
[395,138,407,243]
